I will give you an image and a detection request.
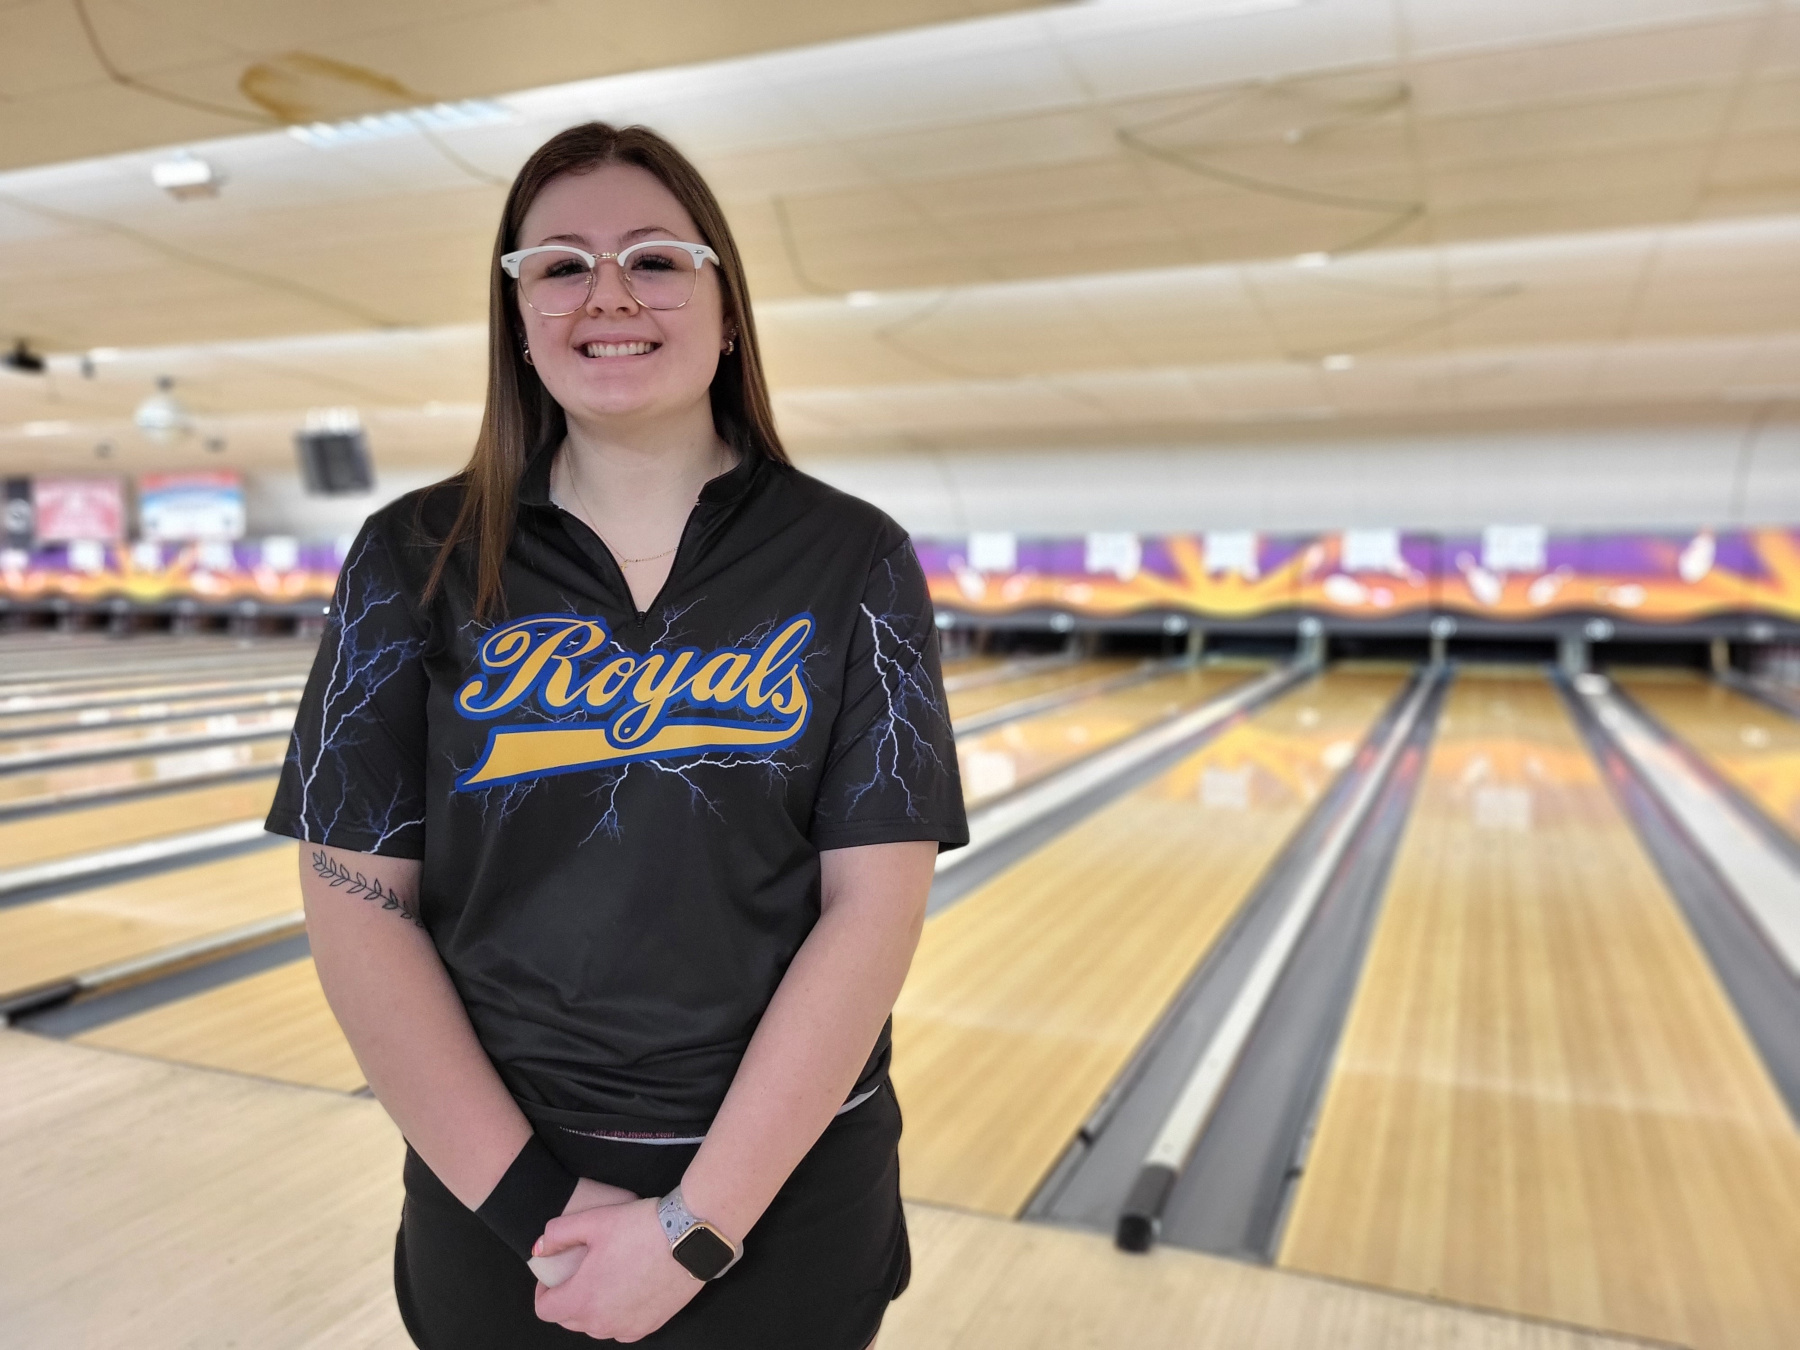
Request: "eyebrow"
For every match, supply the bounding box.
[537,225,680,248]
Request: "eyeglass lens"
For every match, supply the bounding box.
[516,246,701,315]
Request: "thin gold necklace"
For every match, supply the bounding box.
[557,445,728,568]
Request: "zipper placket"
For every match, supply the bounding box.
[553,499,705,629]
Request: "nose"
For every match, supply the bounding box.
[585,258,640,315]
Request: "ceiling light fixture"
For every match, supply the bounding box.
[1293,251,1331,268]
[135,375,192,440]
[24,420,72,436]
[845,291,881,307]
[151,155,220,200]
[288,99,512,150]
[1321,353,1355,370]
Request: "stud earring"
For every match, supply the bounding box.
[522,343,534,366]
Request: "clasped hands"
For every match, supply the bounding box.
[529,1177,705,1342]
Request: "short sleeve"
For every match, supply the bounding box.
[264,516,430,859]
[810,537,968,852]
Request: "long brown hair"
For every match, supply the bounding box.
[423,122,791,617]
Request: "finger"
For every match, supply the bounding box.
[539,1212,592,1250]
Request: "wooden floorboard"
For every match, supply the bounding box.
[0,737,286,810]
[0,777,281,869]
[893,668,1402,1216]
[1,1030,1657,1349]
[75,955,364,1093]
[0,844,299,997]
[946,658,1129,721]
[1613,669,1800,838]
[956,663,1254,808]
[1280,670,1800,1350]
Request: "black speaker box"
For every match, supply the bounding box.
[296,428,374,495]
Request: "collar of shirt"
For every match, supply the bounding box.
[516,435,765,515]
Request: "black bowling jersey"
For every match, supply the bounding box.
[265,447,967,1131]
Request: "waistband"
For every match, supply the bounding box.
[548,1083,882,1147]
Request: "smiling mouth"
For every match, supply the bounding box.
[580,341,659,358]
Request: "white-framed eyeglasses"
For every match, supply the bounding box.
[500,240,720,315]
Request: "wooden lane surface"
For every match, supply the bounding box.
[946,658,1132,722]
[75,956,363,1093]
[55,668,1268,1094]
[1279,670,1800,1350]
[0,686,300,735]
[0,777,280,870]
[0,705,295,764]
[894,667,1404,1216]
[1613,668,1800,837]
[957,663,1261,809]
[1,1031,1650,1350]
[0,737,286,811]
[0,844,298,998]
[0,654,311,700]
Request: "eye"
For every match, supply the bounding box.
[543,258,590,279]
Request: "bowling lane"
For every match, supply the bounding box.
[946,658,1134,723]
[0,686,301,737]
[74,957,363,1093]
[0,778,282,870]
[956,662,1264,809]
[0,672,306,717]
[0,845,299,1000]
[0,739,286,814]
[0,705,295,769]
[1612,668,1800,837]
[893,666,1405,1217]
[1279,671,1800,1350]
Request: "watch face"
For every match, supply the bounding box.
[672,1224,736,1281]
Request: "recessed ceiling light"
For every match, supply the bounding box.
[1321,353,1355,371]
[845,291,881,307]
[1293,252,1331,268]
[87,347,122,361]
[24,420,72,436]
[288,99,512,150]
[151,155,219,200]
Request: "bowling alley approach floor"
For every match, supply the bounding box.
[1,1030,1666,1350]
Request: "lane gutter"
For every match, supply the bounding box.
[1106,665,1443,1253]
[1563,673,1800,1119]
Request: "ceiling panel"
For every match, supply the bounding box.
[0,0,1056,171]
[2,0,1795,480]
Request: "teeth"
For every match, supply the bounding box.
[582,341,656,358]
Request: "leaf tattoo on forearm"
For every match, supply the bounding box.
[311,849,424,927]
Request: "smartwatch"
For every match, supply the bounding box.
[657,1185,743,1281]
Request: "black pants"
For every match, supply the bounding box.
[394,1080,910,1349]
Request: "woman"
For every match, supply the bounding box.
[266,122,966,1347]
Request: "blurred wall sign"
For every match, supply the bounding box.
[967,531,1018,573]
[138,471,246,541]
[33,476,124,542]
[1481,524,1548,573]
[1203,530,1260,579]
[297,408,374,495]
[1085,531,1141,581]
[1341,528,1405,575]
[3,477,33,549]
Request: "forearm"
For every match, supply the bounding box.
[301,844,532,1209]
[679,841,934,1243]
